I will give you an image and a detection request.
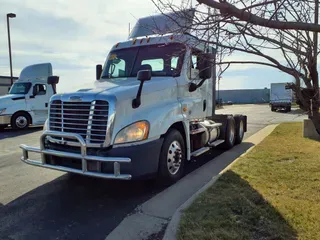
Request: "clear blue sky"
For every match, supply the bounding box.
[0,0,295,92]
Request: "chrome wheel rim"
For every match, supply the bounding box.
[167,140,182,175]
[16,116,28,128]
[239,121,244,139]
[229,124,235,143]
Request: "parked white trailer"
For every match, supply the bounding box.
[270,82,292,112]
[0,63,58,130]
[20,9,248,184]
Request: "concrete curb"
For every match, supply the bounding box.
[162,124,279,240]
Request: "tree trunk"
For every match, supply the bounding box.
[309,67,320,135]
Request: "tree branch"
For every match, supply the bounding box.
[197,0,320,32]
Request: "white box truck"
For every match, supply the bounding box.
[0,63,58,130]
[20,10,248,184]
[270,82,292,112]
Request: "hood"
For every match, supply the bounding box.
[69,77,173,101]
[0,94,25,109]
[0,94,25,102]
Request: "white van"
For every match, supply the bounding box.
[0,63,57,130]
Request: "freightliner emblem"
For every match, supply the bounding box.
[69,96,82,102]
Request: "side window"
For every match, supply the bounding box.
[171,56,179,69]
[109,58,126,78]
[188,49,202,80]
[141,59,164,71]
[35,84,47,95]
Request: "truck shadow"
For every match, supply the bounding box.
[180,170,297,239]
[0,126,42,140]
[0,174,166,240]
[0,142,255,240]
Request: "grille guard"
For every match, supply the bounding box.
[20,130,132,180]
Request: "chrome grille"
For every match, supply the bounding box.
[49,100,109,144]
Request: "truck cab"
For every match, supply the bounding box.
[20,10,247,184]
[0,63,56,130]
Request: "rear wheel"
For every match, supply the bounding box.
[235,118,245,145]
[158,129,185,185]
[11,112,30,130]
[220,116,236,149]
[271,105,276,112]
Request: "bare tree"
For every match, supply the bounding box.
[152,0,320,133]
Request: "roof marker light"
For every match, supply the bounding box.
[170,35,174,40]
[140,38,144,44]
[133,39,137,45]
[115,42,120,48]
[146,37,151,43]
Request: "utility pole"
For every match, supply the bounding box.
[6,13,16,86]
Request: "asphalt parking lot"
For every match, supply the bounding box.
[0,104,306,240]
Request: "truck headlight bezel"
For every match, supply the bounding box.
[114,120,150,144]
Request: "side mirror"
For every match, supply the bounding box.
[32,85,37,96]
[47,76,59,94]
[137,70,152,82]
[47,76,59,85]
[198,53,214,80]
[96,64,102,80]
[132,69,152,109]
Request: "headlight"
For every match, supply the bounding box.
[0,108,6,114]
[43,119,48,131]
[114,121,149,144]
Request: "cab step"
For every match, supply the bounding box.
[191,147,210,157]
[208,139,225,147]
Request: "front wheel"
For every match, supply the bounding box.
[11,112,30,130]
[157,129,185,185]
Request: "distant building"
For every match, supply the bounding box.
[217,88,270,104]
[0,76,18,96]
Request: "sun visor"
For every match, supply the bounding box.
[129,8,195,39]
[19,63,53,81]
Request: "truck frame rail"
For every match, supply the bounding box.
[20,130,132,180]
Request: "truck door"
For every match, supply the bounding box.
[28,83,49,124]
[185,48,208,119]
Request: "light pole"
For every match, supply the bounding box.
[7,13,16,86]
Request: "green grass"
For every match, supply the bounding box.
[178,123,320,240]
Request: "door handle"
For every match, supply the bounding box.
[45,103,48,107]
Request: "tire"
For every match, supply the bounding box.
[286,106,291,112]
[157,129,185,185]
[235,117,245,145]
[11,112,30,130]
[220,116,236,150]
[271,105,276,112]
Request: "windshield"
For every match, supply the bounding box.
[101,43,186,79]
[9,82,32,94]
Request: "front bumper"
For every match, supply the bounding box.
[0,115,11,125]
[20,131,163,180]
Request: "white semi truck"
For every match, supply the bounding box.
[20,10,247,183]
[0,63,58,130]
[270,82,292,112]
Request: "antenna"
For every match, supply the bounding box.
[128,23,131,38]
